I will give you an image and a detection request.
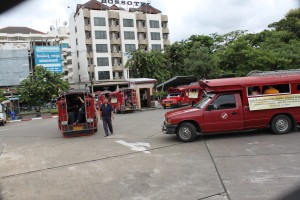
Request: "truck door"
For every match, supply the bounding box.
[203,93,244,132]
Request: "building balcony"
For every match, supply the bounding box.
[85,38,92,44]
[111,52,122,57]
[138,39,148,45]
[108,11,119,19]
[109,26,120,32]
[162,28,169,34]
[163,40,170,45]
[136,13,146,21]
[161,15,168,22]
[110,38,121,44]
[137,27,147,32]
[67,64,73,69]
[84,25,91,31]
[68,72,74,78]
[112,64,123,71]
[86,52,93,58]
[83,9,90,17]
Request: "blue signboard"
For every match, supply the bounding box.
[34,46,62,73]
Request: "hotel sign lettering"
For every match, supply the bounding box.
[101,0,150,6]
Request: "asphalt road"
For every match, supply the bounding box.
[0,108,300,200]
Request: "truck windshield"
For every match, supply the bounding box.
[196,94,215,109]
[167,93,180,98]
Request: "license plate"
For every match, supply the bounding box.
[73,126,83,131]
[126,107,131,110]
[166,103,170,106]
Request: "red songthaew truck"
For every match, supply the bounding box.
[109,88,137,113]
[57,91,98,137]
[186,82,204,106]
[163,75,300,142]
[160,86,189,109]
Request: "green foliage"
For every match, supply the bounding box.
[18,66,70,111]
[127,8,300,84]
[0,93,8,102]
[125,50,170,83]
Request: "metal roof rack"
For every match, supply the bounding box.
[247,69,300,77]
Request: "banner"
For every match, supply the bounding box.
[188,92,198,99]
[248,94,300,111]
[34,46,62,73]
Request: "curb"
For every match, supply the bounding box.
[7,115,58,123]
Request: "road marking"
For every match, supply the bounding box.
[115,140,151,154]
[0,129,9,132]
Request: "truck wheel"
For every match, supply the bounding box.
[163,105,166,109]
[1,121,4,126]
[176,122,197,142]
[270,115,292,135]
[177,101,182,108]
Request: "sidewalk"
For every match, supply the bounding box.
[7,115,58,123]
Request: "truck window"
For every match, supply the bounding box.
[248,86,262,96]
[297,84,300,91]
[262,84,290,94]
[210,94,236,110]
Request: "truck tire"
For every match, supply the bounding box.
[163,105,166,109]
[1,121,4,126]
[176,122,197,142]
[177,101,182,108]
[270,115,292,135]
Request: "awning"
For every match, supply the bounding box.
[156,76,197,90]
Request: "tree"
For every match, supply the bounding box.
[185,42,222,79]
[268,8,300,38]
[18,66,70,112]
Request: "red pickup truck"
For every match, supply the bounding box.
[161,86,189,109]
[162,75,300,142]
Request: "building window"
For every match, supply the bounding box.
[85,31,91,38]
[95,31,107,39]
[97,57,109,66]
[94,17,106,26]
[152,44,161,51]
[84,17,90,25]
[149,20,159,28]
[78,63,80,69]
[125,44,136,52]
[75,26,77,33]
[77,50,79,57]
[124,31,135,39]
[98,71,110,80]
[96,44,108,52]
[86,45,92,52]
[151,32,161,40]
[123,19,134,27]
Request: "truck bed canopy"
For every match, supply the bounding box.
[199,75,300,92]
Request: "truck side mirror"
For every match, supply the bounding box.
[207,104,215,111]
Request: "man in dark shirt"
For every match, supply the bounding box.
[100,98,114,137]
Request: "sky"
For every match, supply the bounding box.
[0,0,299,43]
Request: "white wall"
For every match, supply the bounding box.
[90,10,112,81]
[146,13,164,50]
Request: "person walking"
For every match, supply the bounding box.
[99,98,114,137]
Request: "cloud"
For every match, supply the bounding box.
[0,0,299,43]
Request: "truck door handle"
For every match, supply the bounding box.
[232,112,238,115]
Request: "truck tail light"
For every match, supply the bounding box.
[61,121,68,125]
[87,118,93,123]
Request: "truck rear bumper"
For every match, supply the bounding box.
[162,122,178,134]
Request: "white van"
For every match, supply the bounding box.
[0,104,7,126]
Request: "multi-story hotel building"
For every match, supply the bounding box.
[69,0,170,90]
